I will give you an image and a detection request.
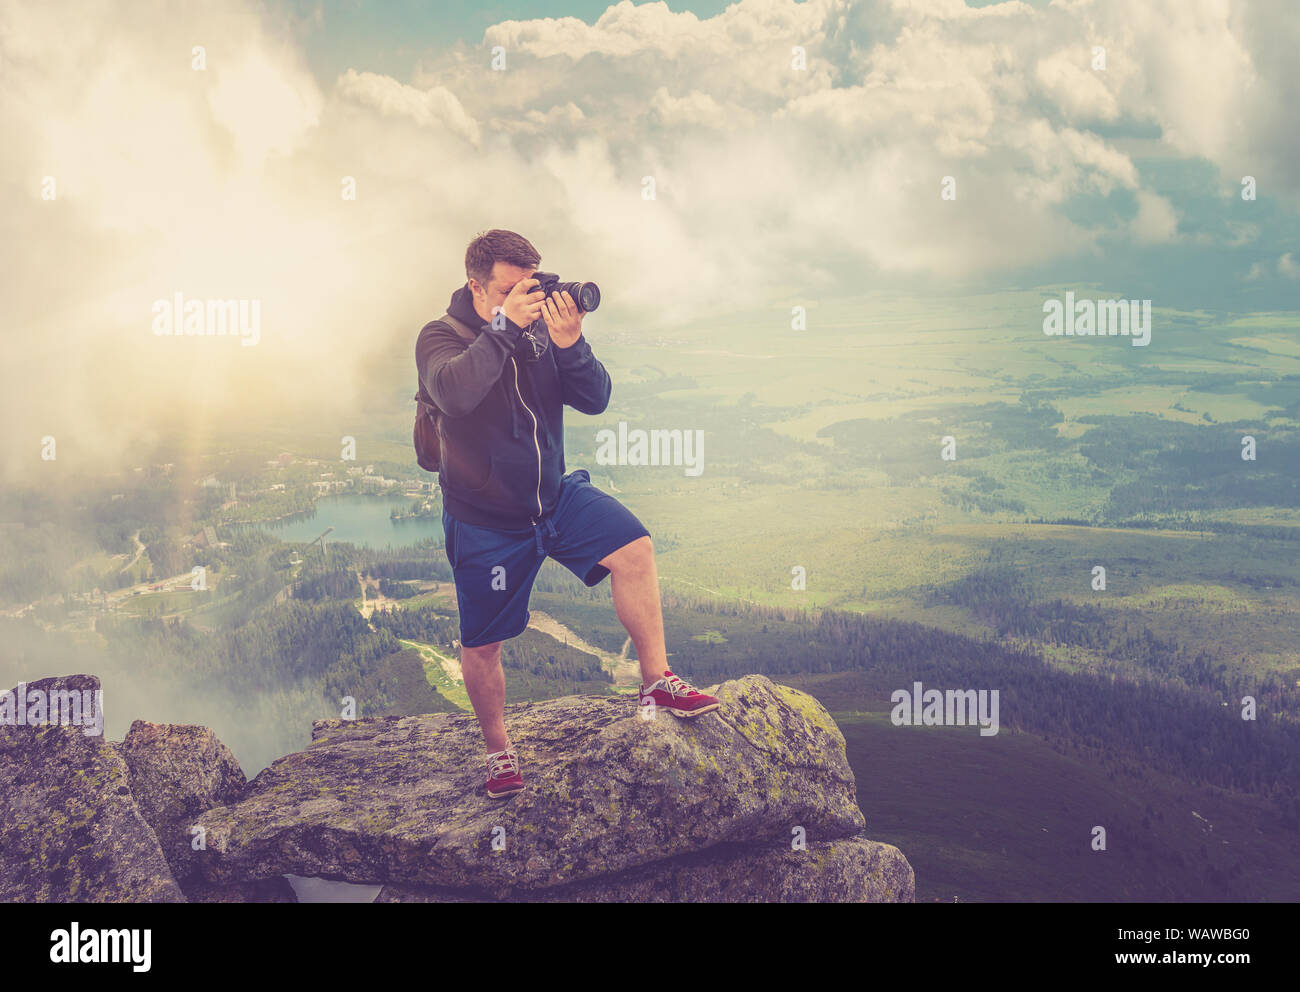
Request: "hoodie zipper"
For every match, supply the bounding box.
[510,356,544,521]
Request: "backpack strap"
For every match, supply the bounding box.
[438,311,477,343]
[415,311,479,409]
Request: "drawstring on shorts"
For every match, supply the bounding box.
[533,515,558,556]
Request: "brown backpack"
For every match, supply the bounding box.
[414,311,476,473]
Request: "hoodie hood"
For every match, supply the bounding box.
[446,283,553,448]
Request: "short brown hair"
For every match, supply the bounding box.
[465,229,541,287]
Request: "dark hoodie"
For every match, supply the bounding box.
[415,283,612,530]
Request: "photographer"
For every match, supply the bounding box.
[415,229,720,799]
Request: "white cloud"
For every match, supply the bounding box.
[208,47,322,167]
[1034,50,1121,122]
[649,87,739,130]
[1132,190,1180,243]
[3,0,1298,481]
[1242,253,1297,282]
[336,69,480,146]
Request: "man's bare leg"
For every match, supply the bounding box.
[598,536,670,687]
[460,640,510,752]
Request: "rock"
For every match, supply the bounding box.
[375,834,914,902]
[195,675,872,894]
[2,671,915,903]
[0,675,184,902]
[182,876,298,903]
[118,720,247,885]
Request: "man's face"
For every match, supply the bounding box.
[472,261,536,315]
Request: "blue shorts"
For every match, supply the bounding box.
[442,468,651,648]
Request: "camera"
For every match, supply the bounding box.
[532,271,600,313]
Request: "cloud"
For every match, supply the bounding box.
[649,87,739,130]
[336,69,480,146]
[1132,190,1180,243]
[3,0,1299,483]
[1242,252,1297,283]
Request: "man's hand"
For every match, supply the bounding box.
[542,290,584,349]
[500,278,545,330]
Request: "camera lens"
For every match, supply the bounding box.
[577,282,600,312]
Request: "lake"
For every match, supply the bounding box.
[263,493,445,549]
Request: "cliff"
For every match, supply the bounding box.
[1,673,913,903]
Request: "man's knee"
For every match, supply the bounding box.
[600,535,654,574]
[461,640,503,664]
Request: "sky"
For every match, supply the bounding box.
[1,0,1297,482]
[264,0,740,81]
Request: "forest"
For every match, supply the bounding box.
[649,586,1300,829]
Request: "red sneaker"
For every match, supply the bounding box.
[485,747,525,799]
[639,669,720,719]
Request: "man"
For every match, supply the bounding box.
[415,229,720,799]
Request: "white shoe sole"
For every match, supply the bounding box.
[668,702,720,718]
